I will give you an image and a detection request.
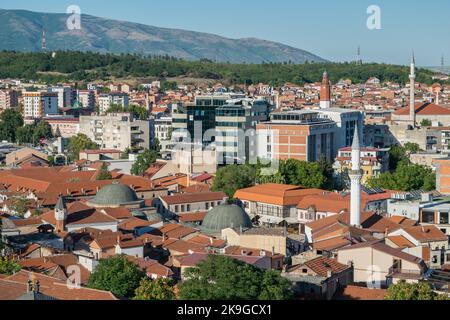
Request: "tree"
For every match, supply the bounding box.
[385,281,449,300]
[152,138,162,154]
[0,257,21,275]
[67,134,98,161]
[0,109,24,142]
[121,148,131,160]
[368,162,435,192]
[179,255,293,300]
[258,269,294,300]
[32,121,53,143]
[96,163,112,180]
[134,278,176,300]
[131,149,158,176]
[420,119,432,127]
[212,165,257,198]
[87,255,146,298]
[15,124,35,145]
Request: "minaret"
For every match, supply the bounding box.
[54,196,67,233]
[320,71,331,109]
[409,53,416,127]
[349,126,362,227]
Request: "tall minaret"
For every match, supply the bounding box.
[349,126,362,227]
[320,71,331,109]
[409,53,416,127]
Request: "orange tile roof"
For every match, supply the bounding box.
[394,102,450,116]
[303,256,350,277]
[402,226,448,242]
[0,270,117,300]
[178,212,207,223]
[387,235,416,249]
[335,285,386,300]
[235,184,326,206]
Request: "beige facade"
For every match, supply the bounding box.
[222,228,289,256]
[337,243,425,287]
[79,113,150,152]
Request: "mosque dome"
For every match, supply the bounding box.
[202,205,252,234]
[89,182,139,206]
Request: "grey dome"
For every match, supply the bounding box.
[202,205,252,233]
[90,183,139,206]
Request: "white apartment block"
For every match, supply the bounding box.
[23,91,59,120]
[79,113,150,152]
[155,117,173,141]
[99,93,129,113]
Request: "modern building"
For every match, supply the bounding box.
[23,91,59,120]
[98,92,129,113]
[0,89,19,110]
[48,86,73,109]
[256,110,338,162]
[79,113,151,152]
[215,99,269,164]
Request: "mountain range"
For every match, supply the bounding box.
[0,9,326,64]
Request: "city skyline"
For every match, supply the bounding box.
[0,0,449,66]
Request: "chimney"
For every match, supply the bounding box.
[27,280,33,293]
[34,281,40,294]
[272,246,275,256]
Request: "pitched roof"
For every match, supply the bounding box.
[334,285,386,300]
[387,235,416,249]
[235,184,326,206]
[402,226,448,242]
[40,201,118,227]
[0,270,117,300]
[338,241,425,266]
[299,256,350,277]
[394,102,450,116]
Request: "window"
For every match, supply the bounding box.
[206,202,210,210]
[302,269,308,274]
[175,205,179,213]
[187,204,191,212]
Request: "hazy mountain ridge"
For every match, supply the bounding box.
[0,9,327,64]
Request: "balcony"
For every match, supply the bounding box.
[388,266,423,281]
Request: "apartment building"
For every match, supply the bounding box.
[23,91,59,120]
[0,90,19,110]
[77,90,96,109]
[99,92,129,113]
[155,116,173,141]
[48,86,74,109]
[256,110,338,162]
[333,147,389,185]
[79,113,150,152]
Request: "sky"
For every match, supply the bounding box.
[0,0,449,66]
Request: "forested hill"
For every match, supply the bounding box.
[0,51,442,86]
[0,8,325,64]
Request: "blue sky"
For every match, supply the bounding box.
[0,0,449,65]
